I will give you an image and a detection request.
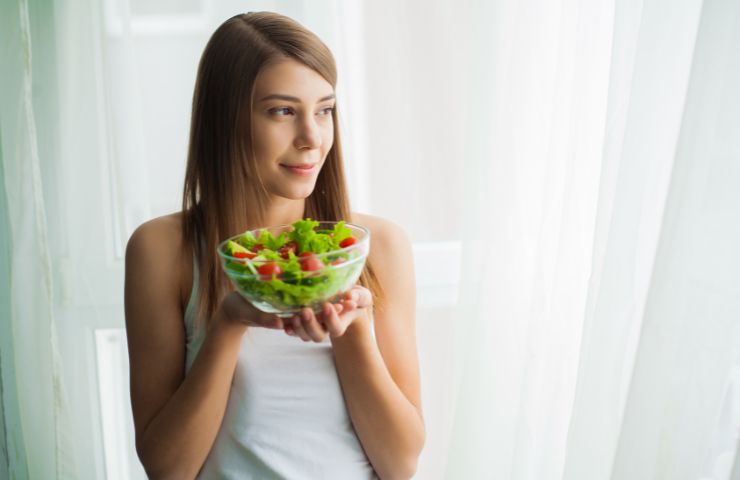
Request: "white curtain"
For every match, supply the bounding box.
[436,0,740,478]
[0,0,77,478]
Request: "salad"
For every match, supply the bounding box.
[218,218,368,315]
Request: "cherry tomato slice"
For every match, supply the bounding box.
[233,250,257,260]
[299,253,324,272]
[339,237,357,248]
[257,262,282,278]
[278,241,297,259]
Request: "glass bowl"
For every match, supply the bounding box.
[217,221,370,317]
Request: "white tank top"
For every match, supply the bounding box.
[184,259,378,479]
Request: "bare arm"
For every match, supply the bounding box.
[125,218,280,479]
[331,316,425,479]
[330,219,426,479]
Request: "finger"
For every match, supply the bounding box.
[323,302,347,338]
[301,307,326,343]
[256,312,284,330]
[351,287,373,308]
[292,315,311,342]
[343,289,360,307]
[340,291,354,309]
[341,298,358,312]
[271,315,285,330]
[332,303,344,314]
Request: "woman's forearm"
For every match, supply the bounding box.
[136,313,246,479]
[331,313,426,480]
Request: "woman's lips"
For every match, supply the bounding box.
[280,164,317,177]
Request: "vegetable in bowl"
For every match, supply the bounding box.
[217,219,369,317]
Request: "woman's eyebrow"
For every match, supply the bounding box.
[258,93,335,103]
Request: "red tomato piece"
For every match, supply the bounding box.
[253,244,265,252]
[233,250,257,260]
[299,253,324,272]
[278,241,297,259]
[339,237,357,248]
[330,258,346,266]
[257,262,282,278]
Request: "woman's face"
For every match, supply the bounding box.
[250,58,336,201]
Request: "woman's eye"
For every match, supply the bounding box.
[318,106,335,116]
[270,107,293,116]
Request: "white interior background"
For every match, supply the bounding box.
[2,0,740,479]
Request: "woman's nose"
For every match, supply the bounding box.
[294,115,322,150]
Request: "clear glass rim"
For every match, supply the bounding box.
[216,221,370,263]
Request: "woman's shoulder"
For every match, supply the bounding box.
[127,212,185,256]
[350,211,408,237]
[349,211,412,260]
[125,212,192,309]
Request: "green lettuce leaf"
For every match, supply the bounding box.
[331,221,352,245]
[288,218,320,254]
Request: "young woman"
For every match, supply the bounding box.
[124,12,424,479]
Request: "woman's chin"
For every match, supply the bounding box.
[275,187,317,201]
[265,176,320,200]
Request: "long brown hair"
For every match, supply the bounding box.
[181,12,383,322]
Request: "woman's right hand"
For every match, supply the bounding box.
[214,291,286,331]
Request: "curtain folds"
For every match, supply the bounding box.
[0,0,76,478]
[564,0,740,479]
[445,0,740,479]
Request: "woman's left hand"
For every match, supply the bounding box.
[285,285,373,342]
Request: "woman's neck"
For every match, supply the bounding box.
[258,196,306,228]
